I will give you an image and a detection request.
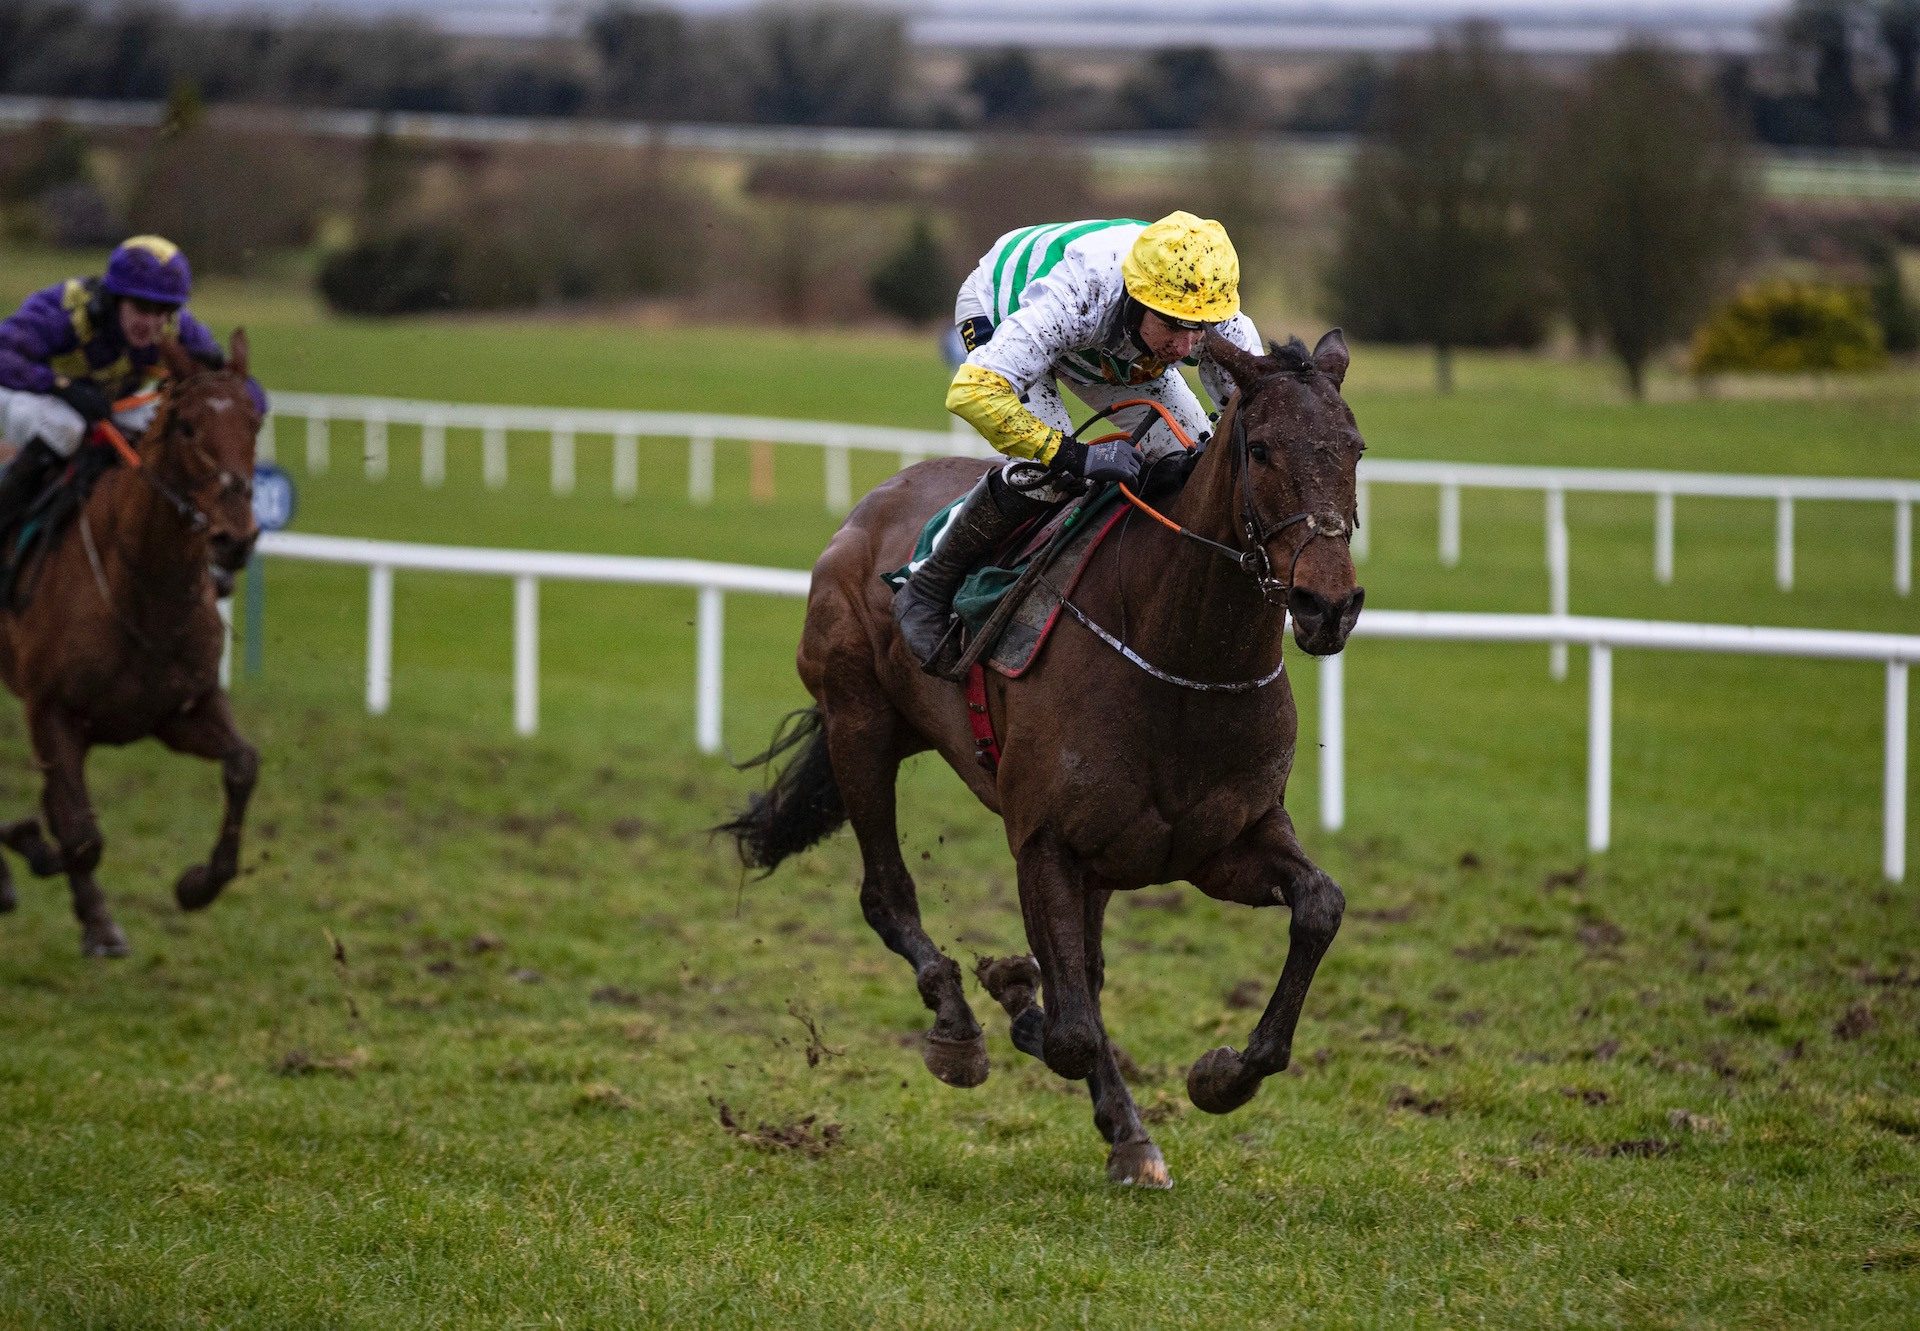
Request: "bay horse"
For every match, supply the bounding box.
[0,332,261,957]
[726,330,1365,1187]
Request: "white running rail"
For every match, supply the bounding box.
[266,394,1919,628]
[253,532,1918,882]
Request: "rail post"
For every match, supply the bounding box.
[551,425,575,496]
[826,439,852,513]
[483,421,507,490]
[689,435,715,505]
[1588,643,1612,853]
[697,586,723,755]
[1655,489,1674,585]
[1547,485,1569,680]
[614,430,638,499]
[422,416,446,488]
[367,564,393,716]
[1439,478,1461,568]
[1776,492,1794,591]
[1889,661,1909,883]
[364,409,388,480]
[1897,499,1912,597]
[1319,651,1345,832]
[306,408,329,474]
[513,574,538,736]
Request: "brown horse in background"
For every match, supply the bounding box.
[0,332,261,957]
[726,331,1365,1187]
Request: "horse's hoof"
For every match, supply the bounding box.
[174,865,224,912]
[922,1033,989,1088]
[1107,1140,1172,1189]
[975,954,1041,1018]
[81,923,129,958]
[1187,1046,1259,1115]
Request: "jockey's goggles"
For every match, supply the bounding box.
[123,296,180,316]
[1156,313,1215,332]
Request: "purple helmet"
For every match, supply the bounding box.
[102,235,192,307]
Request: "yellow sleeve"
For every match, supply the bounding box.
[945,363,1064,464]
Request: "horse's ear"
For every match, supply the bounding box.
[1203,330,1265,393]
[158,336,198,383]
[1312,328,1350,389]
[229,327,249,379]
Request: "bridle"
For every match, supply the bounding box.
[1010,369,1358,693]
[94,368,256,536]
[1223,388,1355,606]
[1054,374,1356,608]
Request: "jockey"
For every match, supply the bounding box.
[895,211,1265,670]
[0,235,265,534]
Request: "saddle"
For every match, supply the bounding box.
[1,443,120,611]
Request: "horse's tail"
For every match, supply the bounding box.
[716,706,847,874]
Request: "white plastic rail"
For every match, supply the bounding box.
[266,393,1918,600]
[254,532,1916,882]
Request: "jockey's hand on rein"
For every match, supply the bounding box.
[53,378,112,424]
[1051,436,1143,488]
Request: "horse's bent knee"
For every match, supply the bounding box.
[224,741,259,791]
[1292,871,1344,941]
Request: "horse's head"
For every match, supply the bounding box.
[1204,328,1365,656]
[154,330,261,574]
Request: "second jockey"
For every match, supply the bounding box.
[0,235,265,536]
[895,211,1264,671]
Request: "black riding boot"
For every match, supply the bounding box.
[894,469,1052,673]
[0,439,62,538]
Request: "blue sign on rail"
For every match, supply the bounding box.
[253,462,296,532]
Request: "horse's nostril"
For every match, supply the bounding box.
[1288,587,1330,624]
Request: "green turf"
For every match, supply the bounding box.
[0,255,1916,1328]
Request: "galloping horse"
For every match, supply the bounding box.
[0,332,261,957]
[726,331,1366,1187]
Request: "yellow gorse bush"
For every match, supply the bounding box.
[1689,278,1888,376]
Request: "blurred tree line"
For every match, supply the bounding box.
[1,3,1912,393]
[3,0,1918,146]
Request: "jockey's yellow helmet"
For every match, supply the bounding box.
[1122,211,1240,325]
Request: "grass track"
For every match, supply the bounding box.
[0,256,1916,1327]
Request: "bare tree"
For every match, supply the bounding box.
[1536,43,1758,399]
[1326,26,1545,393]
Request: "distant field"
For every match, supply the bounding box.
[0,256,1915,1328]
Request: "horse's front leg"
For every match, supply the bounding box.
[27,704,122,957]
[153,691,258,911]
[1184,806,1345,1114]
[1014,829,1102,1082]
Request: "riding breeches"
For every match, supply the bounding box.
[0,388,159,459]
[1003,370,1213,502]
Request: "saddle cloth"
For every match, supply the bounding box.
[883,484,1129,677]
[0,443,120,609]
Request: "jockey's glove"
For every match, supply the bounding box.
[1051,436,1143,488]
[52,378,112,424]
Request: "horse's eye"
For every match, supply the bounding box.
[1248,444,1269,463]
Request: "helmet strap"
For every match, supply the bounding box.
[1122,295,1153,358]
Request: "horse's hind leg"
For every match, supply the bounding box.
[153,691,258,911]
[823,694,988,1088]
[0,818,65,876]
[27,704,123,957]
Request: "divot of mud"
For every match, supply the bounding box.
[713,1099,844,1157]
